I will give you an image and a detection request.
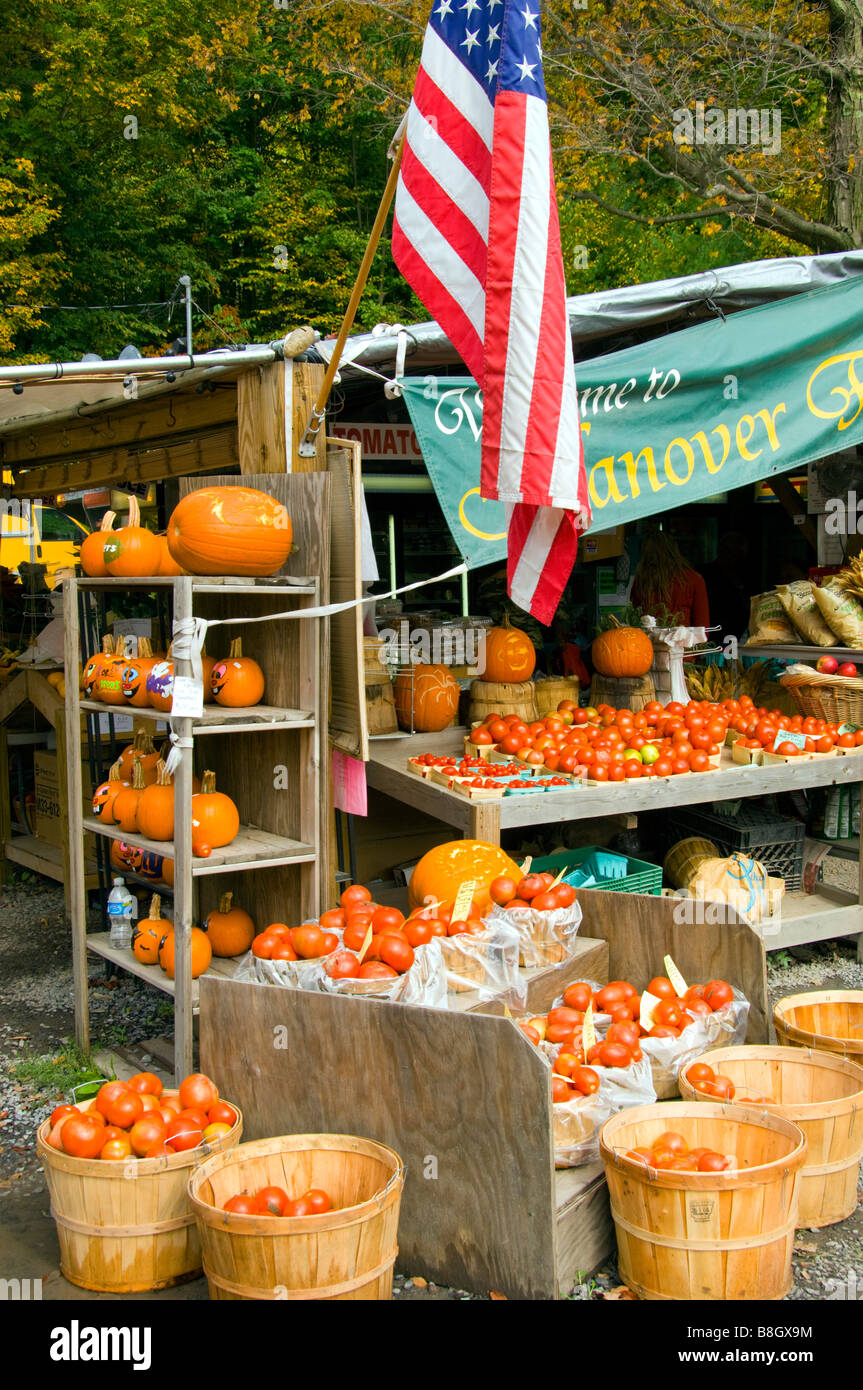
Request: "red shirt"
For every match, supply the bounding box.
[631,568,710,628]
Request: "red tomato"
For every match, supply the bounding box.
[179,1073,218,1111]
[552,1075,576,1104]
[340,884,372,910]
[49,1103,78,1129]
[571,1066,600,1096]
[547,1006,584,1031]
[404,920,433,948]
[606,1021,640,1050]
[655,1130,689,1154]
[59,1115,107,1159]
[166,1115,203,1151]
[697,1151,730,1172]
[208,1101,238,1128]
[646,976,676,1000]
[254,1185,290,1216]
[517,874,546,901]
[597,1042,632,1069]
[703,979,734,1010]
[319,908,346,933]
[377,935,415,974]
[129,1114,168,1156]
[356,961,398,980]
[304,1188,332,1215]
[562,982,592,1011]
[127,1071,163,1098]
[490,875,518,906]
[654,999,687,1029]
[648,1024,680,1039]
[223,1193,258,1214]
[103,1089,144,1129]
[685,1062,716,1085]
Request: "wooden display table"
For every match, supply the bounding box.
[366,730,863,958]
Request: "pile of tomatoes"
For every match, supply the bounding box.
[223,1184,334,1218]
[490,871,577,914]
[683,1061,741,1101]
[728,708,863,757]
[43,1071,237,1161]
[623,1131,733,1173]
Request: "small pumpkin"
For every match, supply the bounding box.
[79,510,117,578]
[82,636,115,699]
[96,636,128,706]
[121,638,158,708]
[112,760,147,836]
[110,840,144,874]
[191,770,240,857]
[393,663,460,732]
[210,637,265,708]
[591,617,654,678]
[481,614,537,683]
[133,894,173,966]
[159,925,212,980]
[202,891,255,957]
[118,730,160,785]
[166,486,293,576]
[103,496,161,577]
[91,760,130,823]
[147,649,174,714]
[135,759,175,842]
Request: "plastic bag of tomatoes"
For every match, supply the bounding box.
[639,986,749,1099]
[550,1054,657,1167]
[237,922,330,991]
[438,919,526,1003]
[485,885,583,969]
[319,935,449,1008]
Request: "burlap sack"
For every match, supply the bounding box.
[812,580,863,648]
[747,590,799,644]
[776,581,837,646]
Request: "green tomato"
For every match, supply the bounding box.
[640,743,661,766]
[622,748,643,762]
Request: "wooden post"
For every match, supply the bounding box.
[172,576,195,1082]
[289,363,327,473]
[64,577,90,1054]
[55,714,73,925]
[237,363,288,475]
[0,726,8,887]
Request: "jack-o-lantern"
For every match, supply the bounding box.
[92,760,130,823]
[133,895,173,966]
[82,637,115,699]
[210,637,265,708]
[110,840,144,875]
[146,656,174,714]
[481,614,537,683]
[96,636,129,706]
[591,617,654,678]
[393,664,460,732]
[121,638,158,708]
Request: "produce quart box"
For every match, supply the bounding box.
[33,751,95,855]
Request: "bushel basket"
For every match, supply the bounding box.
[780,667,863,725]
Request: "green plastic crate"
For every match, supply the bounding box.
[529,847,662,895]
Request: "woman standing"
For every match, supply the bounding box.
[630,530,710,628]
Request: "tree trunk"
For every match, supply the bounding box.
[827,1,863,246]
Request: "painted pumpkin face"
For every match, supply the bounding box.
[138,850,166,881]
[121,660,149,706]
[110,840,143,872]
[146,660,174,710]
[92,776,129,820]
[132,921,163,965]
[82,653,105,698]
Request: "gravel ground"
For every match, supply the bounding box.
[0,877,861,1302]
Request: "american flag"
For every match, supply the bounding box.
[392,0,591,625]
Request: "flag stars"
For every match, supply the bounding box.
[461,0,481,14]
[486,57,499,83]
[516,55,536,81]
[522,5,539,28]
[435,0,453,17]
[487,0,502,9]
[486,22,500,44]
[461,27,480,53]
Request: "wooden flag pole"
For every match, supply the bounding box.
[298,135,406,456]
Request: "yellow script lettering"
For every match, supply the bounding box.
[753,403,786,450]
[664,437,695,486]
[588,456,626,508]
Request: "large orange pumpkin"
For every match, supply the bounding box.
[103,496,161,577]
[95,636,128,706]
[136,760,175,842]
[408,840,522,914]
[591,619,654,678]
[481,614,536,682]
[155,534,187,576]
[393,664,460,732]
[202,891,255,957]
[118,730,160,784]
[91,760,130,823]
[166,487,292,577]
[79,510,117,577]
[191,771,240,857]
[112,760,147,835]
[159,926,212,980]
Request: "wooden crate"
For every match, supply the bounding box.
[199,892,767,1299]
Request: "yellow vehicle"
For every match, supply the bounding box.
[0,494,86,587]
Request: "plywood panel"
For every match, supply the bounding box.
[237,363,286,474]
[578,889,768,1042]
[199,975,561,1298]
[326,441,367,762]
[178,471,330,585]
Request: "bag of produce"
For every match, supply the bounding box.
[746,590,799,644]
[813,579,863,648]
[639,987,750,1099]
[438,919,526,1004]
[686,852,772,922]
[549,1054,656,1167]
[485,896,582,968]
[776,580,836,646]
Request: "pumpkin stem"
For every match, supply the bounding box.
[200,770,216,794]
[219,891,233,914]
[98,510,116,533]
[101,634,114,656]
[149,893,161,920]
[133,728,155,753]
[137,636,153,660]
[130,759,146,790]
[127,496,140,529]
[607,614,623,629]
[228,637,243,660]
[154,759,173,787]
[108,759,124,782]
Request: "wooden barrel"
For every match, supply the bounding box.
[36,1097,243,1292]
[663,837,720,888]
[679,1045,863,1228]
[363,636,391,685]
[533,676,581,718]
[365,680,398,734]
[188,1133,405,1300]
[468,678,537,724]
[774,991,863,1061]
[590,672,656,712]
[599,1101,806,1300]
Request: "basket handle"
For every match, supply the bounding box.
[375,1164,407,1209]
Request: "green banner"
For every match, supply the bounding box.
[401,274,863,567]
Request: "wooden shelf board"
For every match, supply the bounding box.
[4,834,98,886]
[82,816,316,874]
[76,577,317,594]
[755,887,862,951]
[79,699,314,732]
[742,644,863,662]
[86,931,240,1006]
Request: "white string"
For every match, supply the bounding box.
[164,729,194,777]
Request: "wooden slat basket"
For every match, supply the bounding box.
[599,1101,807,1301]
[780,668,863,724]
[188,1133,405,1300]
[679,1045,863,1228]
[36,1097,243,1292]
[774,990,863,1061]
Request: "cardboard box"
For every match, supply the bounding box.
[581,526,625,563]
[33,750,95,855]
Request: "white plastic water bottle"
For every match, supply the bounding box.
[107,877,134,949]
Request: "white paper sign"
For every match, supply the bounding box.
[169,676,204,719]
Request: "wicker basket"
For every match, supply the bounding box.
[780,668,863,724]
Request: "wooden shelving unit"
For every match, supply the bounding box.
[64,481,329,1082]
